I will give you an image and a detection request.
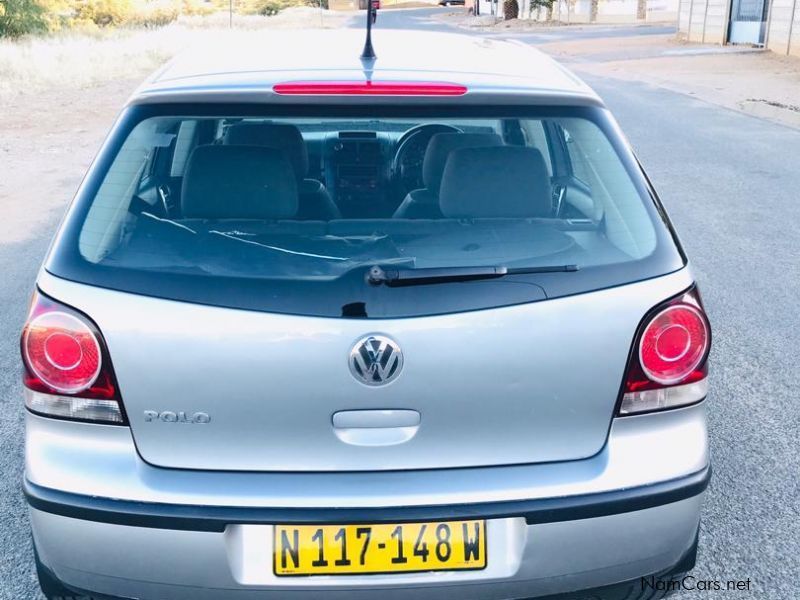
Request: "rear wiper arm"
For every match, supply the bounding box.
[367,264,579,286]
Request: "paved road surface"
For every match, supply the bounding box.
[376,6,675,41]
[1,8,797,600]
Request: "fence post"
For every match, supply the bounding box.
[701,0,709,41]
[788,0,799,54]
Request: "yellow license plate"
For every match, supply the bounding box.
[274,520,486,576]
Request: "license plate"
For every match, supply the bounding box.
[274,520,486,576]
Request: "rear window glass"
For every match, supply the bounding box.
[49,105,683,318]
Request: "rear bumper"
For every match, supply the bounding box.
[29,495,704,600]
[26,404,709,599]
[24,467,710,532]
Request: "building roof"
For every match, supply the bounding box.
[131,29,602,107]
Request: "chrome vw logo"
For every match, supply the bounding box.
[349,335,403,386]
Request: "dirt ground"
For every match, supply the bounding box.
[0,78,139,246]
[543,34,800,129]
[434,11,800,129]
[0,8,354,247]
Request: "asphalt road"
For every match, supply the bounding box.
[1,8,798,600]
[586,75,800,599]
[375,6,675,40]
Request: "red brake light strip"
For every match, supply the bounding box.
[273,81,468,96]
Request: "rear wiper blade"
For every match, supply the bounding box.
[366,264,579,286]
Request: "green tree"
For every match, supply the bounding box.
[0,0,47,37]
[528,0,554,19]
[503,0,518,19]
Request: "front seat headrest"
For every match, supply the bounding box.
[422,132,503,193]
[223,122,309,180]
[439,146,552,219]
[182,145,298,220]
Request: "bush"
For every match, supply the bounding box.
[0,0,47,37]
[126,0,178,26]
[528,0,553,19]
[181,0,214,16]
[35,0,72,31]
[250,0,287,15]
[75,0,133,26]
[246,0,317,16]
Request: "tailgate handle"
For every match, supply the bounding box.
[332,410,420,429]
[332,410,421,447]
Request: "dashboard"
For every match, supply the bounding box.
[303,125,463,218]
[320,131,394,218]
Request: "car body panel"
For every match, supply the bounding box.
[28,402,706,597]
[25,402,708,507]
[129,31,600,108]
[36,267,693,472]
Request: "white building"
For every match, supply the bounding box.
[678,0,799,54]
[478,0,679,24]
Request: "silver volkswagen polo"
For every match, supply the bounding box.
[22,28,711,600]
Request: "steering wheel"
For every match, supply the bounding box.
[391,124,462,193]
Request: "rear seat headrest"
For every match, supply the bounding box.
[223,122,309,179]
[422,132,503,193]
[439,146,552,219]
[182,145,298,220]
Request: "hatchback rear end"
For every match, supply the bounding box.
[22,32,711,600]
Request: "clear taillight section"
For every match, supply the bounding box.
[619,288,711,415]
[20,292,126,424]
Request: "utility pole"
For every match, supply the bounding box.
[229,0,233,28]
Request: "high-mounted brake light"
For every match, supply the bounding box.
[272,81,468,97]
[618,288,711,415]
[20,292,126,424]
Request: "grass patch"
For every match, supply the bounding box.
[0,7,344,96]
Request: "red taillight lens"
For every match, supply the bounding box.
[619,288,711,415]
[272,81,468,96]
[21,292,125,423]
[639,304,709,386]
[24,312,102,395]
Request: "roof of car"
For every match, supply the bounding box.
[131,29,602,107]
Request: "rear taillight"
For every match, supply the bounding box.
[618,287,711,415]
[20,292,126,424]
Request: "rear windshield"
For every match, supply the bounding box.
[48,105,684,318]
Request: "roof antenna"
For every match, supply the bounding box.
[360,0,376,61]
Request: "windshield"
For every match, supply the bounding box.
[48,104,684,318]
